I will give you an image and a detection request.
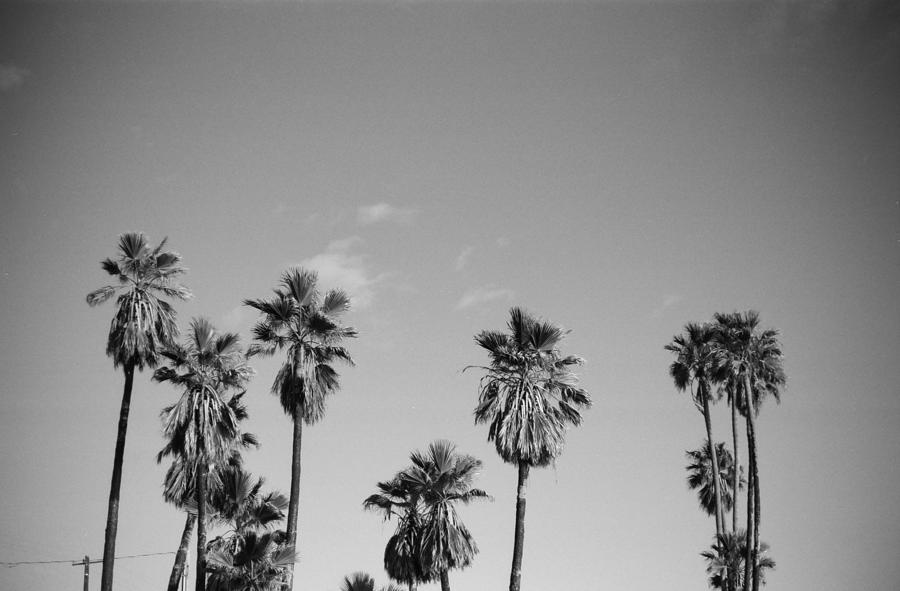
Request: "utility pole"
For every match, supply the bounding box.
[72,556,101,591]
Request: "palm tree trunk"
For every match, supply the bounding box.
[440,568,450,591]
[195,462,208,591]
[168,512,196,591]
[731,397,739,534]
[742,414,755,591]
[700,381,724,542]
[509,460,530,591]
[285,408,304,591]
[100,360,135,591]
[747,407,761,591]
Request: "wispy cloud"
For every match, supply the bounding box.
[0,64,29,93]
[454,246,475,272]
[456,286,514,310]
[300,237,385,309]
[496,236,511,248]
[357,202,416,226]
[652,294,683,318]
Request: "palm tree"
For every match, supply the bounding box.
[401,440,490,591]
[713,312,785,591]
[686,440,742,519]
[86,232,191,591]
[701,530,775,591]
[205,466,294,591]
[470,307,591,591]
[666,323,727,540]
[160,394,259,591]
[154,318,254,591]
[244,267,356,590]
[339,572,405,591]
[364,476,431,591]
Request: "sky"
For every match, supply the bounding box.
[1,1,898,590]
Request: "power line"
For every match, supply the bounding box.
[2,551,174,568]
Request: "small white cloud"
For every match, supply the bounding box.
[454,246,475,272]
[0,64,29,92]
[357,202,416,226]
[496,236,511,248]
[300,237,384,309]
[456,286,514,310]
[652,294,683,318]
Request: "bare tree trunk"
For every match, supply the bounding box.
[701,380,724,543]
[440,568,450,591]
[285,408,304,591]
[196,462,208,591]
[509,461,530,591]
[747,406,761,591]
[168,513,196,591]
[100,360,135,591]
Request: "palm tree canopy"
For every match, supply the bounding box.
[155,318,254,463]
[686,440,744,516]
[471,307,591,467]
[713,311,786,416]
[400,440,490,573]
[87,232,191,370]
[244,267,357,424]
[701,530,776,590]
[665,322,725,410]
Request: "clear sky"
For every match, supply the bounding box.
[1,1,898,590]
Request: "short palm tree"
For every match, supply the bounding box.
[364,476,431,591]
[401,441,490,591]
[713,311,785,591]
[340,572,405,591]
[205,466,293,591]
[245,267,357,589]
[86,232,191,591]
[686,440,742,519]
[160,393,259,591]
[667,322,727,540]
[470,307,591,591]
[154,318,254,591]
[701,530,775,591]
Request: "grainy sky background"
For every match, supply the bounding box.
[1,1,898,590]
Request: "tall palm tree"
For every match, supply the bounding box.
[400,440,490,591]
[86,232,191,591]
[713,312,785,591]
[160,394,259,591]
[244,267,356,590]
[154,318,254,591]
[701,530,775,591]
[470,307,591,591]
[686,440,742,519]
[666,323,727,540]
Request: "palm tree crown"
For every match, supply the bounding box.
[244,267,356,422]
[686,440,742,517]
[471,307,591,467]
[87,232,191,369]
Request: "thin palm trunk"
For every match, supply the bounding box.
[743,414,755,591]
[746,399,761,591]
[168,513,196,591]
[100,360,135,591]
[440,568,450,591]
[700,380,724,542]
[196,462,208,591]
[285,409,303,590]
[509,460,530,591]
[731,397,739,535]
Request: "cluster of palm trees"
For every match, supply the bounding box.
[88,233,355,591]
[666,313,786,591]
[87,233,786,591]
